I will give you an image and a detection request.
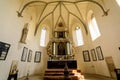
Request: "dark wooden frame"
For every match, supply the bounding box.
[96,46,104,60]
[0,41,11,60]
[91,49,97,61]
[34,51,41,63]
[21,47,28,62]
[83,50,90,62]
[27,49,32,62]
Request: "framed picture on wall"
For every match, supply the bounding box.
[91,49,97,61]
[96,46,104,60]
[83,50,90,62]
[34,51,41,63]
[27,49,32,62]
[0,41,11,60]
[21,47,28,62]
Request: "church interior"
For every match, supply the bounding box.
[0,0,120,80]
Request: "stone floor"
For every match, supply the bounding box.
[18,75,43,80]
[83,74,116,80]
[18,74,117,80]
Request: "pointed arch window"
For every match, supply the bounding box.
[40,27,46,47]
[88,15,101,41]
[116,0,120,6]
[75,27,84,46]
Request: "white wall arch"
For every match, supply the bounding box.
[87,10,101,41]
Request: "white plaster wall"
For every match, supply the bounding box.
[75,0,120,77]
[1,0,120,79]
[91,0,120,76]
[0,0,48,80]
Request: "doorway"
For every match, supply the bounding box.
[105,56,116,78]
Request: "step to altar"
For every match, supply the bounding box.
[44,69,81,76]
[44,69,82,80]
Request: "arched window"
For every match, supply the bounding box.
[75,27,84,46]
[40,27,46,46]
[88,13,101,41]
[116,0,120,6]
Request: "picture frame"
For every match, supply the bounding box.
[91,49,97,61]
[27,49,32,62]
[96,46,104,60]
[83,50,90,62]
[21,47,28,62]
[34,51,41,63]
[0,41,11,60]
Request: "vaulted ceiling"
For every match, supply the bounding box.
[17,0,108,36]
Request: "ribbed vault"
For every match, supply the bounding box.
[17,0,109,36]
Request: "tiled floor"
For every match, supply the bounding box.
[18,74,117,80]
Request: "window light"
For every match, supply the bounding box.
[89,16,101,41]
[40,27,46,46]
[116,0,120,6]
[75,27,84,46]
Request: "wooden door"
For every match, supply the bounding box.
[105,56,116,78]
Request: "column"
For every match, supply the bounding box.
[53,42,56,55]
[69,44,72,55]
[55,32,57,38]
[65,32,67,38]
[67,42,70,55]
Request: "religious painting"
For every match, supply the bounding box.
[83,50,91,62]
[91,49,97,61]
[58,42,66,55]
[21,47,28,61]
[34,51,41,63]
[27,49,32,62]
[0,41,11,60]
[96,46,104,60]
[58,32,65,38]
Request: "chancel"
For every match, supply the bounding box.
[43,21,82,80]
[1,0,120,80]
[47,22,73,59]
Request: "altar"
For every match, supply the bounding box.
[44,22,83,80]
[47,60,77,69]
